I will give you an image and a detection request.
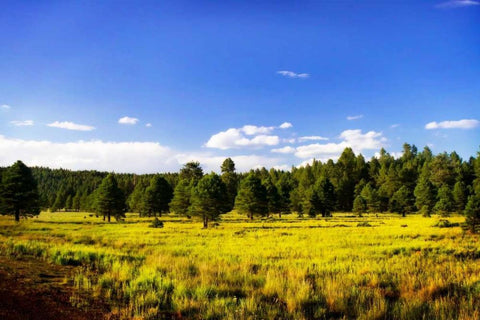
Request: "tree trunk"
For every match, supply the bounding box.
[14,208,20,222]
[103,215,105,221]
[250,214,253,220]
[279,212,282,219]
[402,212,406,218]
[203,216,208,228]
[108,212,111,222]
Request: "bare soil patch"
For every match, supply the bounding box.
[0,255,113,320]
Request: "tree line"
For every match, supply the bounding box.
[1,144,480,231]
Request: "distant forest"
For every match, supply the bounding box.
[2,144,479,219]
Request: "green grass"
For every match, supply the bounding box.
[1,212,479,319]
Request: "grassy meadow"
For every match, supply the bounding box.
[1,212,479,319]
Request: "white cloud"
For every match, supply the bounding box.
[118,116,139,125]
[10,120,34,126]
[277,70,309,79]
[0,135,177,174]
[390,124,400,128]
[271,146,296,154]
[295,129,386,159]
[283,138,296,144]
[347,115,363,120]
[279,122,293,129]
[205,125,281,150]
[1,104,11,110]
[298,136,329,142]
[242,125,274,135]
[47,121,95,131]
[436,0,479,8]
[0,135,288,174]
[296,142,348,159]
[425,119,479,130]
[146,123,152,128]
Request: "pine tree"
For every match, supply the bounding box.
[414,166,436,217]
[464,194,480,233]
[452,181,468,213]
[189,173,228,228]
[263,177,282,217]
[353,195,367,216]
[360,183,380,213]
[179,161,203,185]
[94,174,125,222]
[434,184,454,216]
[169,179,192,216]
[221,158,238,212]
[390,186,415,217]
[0,160,40,221]
[72,191,81,212]
[235,173,268,220]
[143,175,173,217]
[65,194,73,211]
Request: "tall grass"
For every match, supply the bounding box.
[0,212,479,319]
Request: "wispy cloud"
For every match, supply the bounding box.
[277,70,309,79]
[47,121,95,131]
[347,115,363,121]
[10,120,34,126]
[1,104,11,110]
[279,122,293,129]
[118,116,139,125]
[146,123,152,128]
[436,0,479,8]
[298,136,329,142]
[425,119,479,130]
[390,124,400,128]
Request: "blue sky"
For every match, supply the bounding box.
[1,0,479,173]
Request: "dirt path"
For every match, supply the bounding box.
[0,256,113,320]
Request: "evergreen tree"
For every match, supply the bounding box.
[189,173,228,228]
[434,184,454,216]
[464,194,480,233]
[94,174,125,222]
[143,175,173,217]
[414,166,436,217]
[360,183,380,213]
[390,186,415,217]
[127,183,146,214]
[235,173,268,219]
[0,160,40,221]
[65,194,73,211]
[316,177,335,217]
[453,181,468,213]
[179,161,203,184]
[221,158,238,212]
[169,179,192,216]
[353,195,367,216]
[263,177,283,217]
[72,191,81,212]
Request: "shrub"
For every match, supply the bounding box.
[150,217,164,228]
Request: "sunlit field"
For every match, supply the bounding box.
[1,212,479,320]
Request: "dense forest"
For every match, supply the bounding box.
[2,144,479,226]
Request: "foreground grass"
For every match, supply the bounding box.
[0,212,479,319]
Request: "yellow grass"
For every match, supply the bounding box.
[1,212,479,319]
